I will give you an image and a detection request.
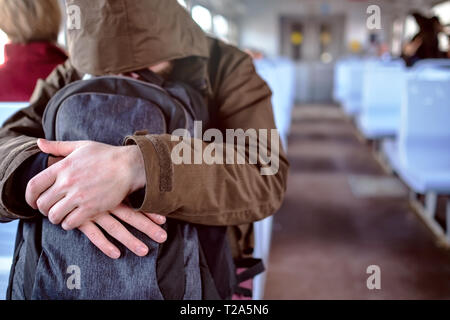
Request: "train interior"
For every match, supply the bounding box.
[1,0,450,300]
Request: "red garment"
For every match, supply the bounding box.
[0,42,67,102]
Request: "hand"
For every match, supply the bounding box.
[78,204,167,259]
[33,141,166,259]
[26,139,146,229]
[403,37,423,57]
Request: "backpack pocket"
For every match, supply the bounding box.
[55,93,167,145]
[31,218,165,300]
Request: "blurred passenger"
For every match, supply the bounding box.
[0,0,67,101]
[402,13,447,66]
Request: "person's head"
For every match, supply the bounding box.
[0,0,62,44]
[431,16,443,33]
[411,12,427,28]
[65,0,208,76]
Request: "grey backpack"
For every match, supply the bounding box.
[9,70,219,300]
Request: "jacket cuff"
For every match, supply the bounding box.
[12,152,49,203]
[124,133,174,213]
[0,140,42,221]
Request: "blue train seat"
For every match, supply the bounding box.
[0,102,28,126]
[254,57,296,150]
[356,59,406,139]
[334,57,365,115]
[382,66,450,244]
[253,58,295,299]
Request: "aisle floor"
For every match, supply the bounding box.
[264,105,450,299]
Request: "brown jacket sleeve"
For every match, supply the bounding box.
[125,51,289,226]
[0,61,80,222]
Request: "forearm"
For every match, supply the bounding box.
[125,133,288,226]
[0,152,49,222]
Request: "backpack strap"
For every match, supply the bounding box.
[196,225,237,300]
[206,39,222,130]
[233,258,265,298]
[208,39,221,92]
[6,217,43,299]
[135,69,165,86]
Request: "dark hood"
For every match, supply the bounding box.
[65,0,209,75]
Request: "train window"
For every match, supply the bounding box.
[391,18,404,57]
[404,15,419,41]
[0,29,7,65]
[191,5,212,32]
[57,29,66,48]
[213,15,229,39]
[432,0,450,51]
[432,1,450,22]
[226,21,239,45]
[177,0,188,9]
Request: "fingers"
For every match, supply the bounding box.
[35,186,66,219]
[95,214,149,257]
[143,212,166,225]
[112,205,167,244]
[61,206,96,231]
[37,139,87,157]
[78,222,121,259]
[26,167,57,209]
[47,196,78,225]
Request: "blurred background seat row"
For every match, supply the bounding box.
[334,56,450,245]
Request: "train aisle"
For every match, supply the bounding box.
[264,105,450,299]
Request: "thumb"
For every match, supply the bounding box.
[37,139,87,157]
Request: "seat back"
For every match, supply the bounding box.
[333,57,360,103]
[362,60,406,113]
[399,68,450,170]
[333,58,347,103]
[250,57,296,299]
[355,60,406,138]
[254,57,296,149]
[338,58,366,115]
[0,102,29,126]
[412,59,450,71]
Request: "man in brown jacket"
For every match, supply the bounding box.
[0,0,288,297]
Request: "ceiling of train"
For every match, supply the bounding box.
[197,0,448,17]
[194,0,247,17]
